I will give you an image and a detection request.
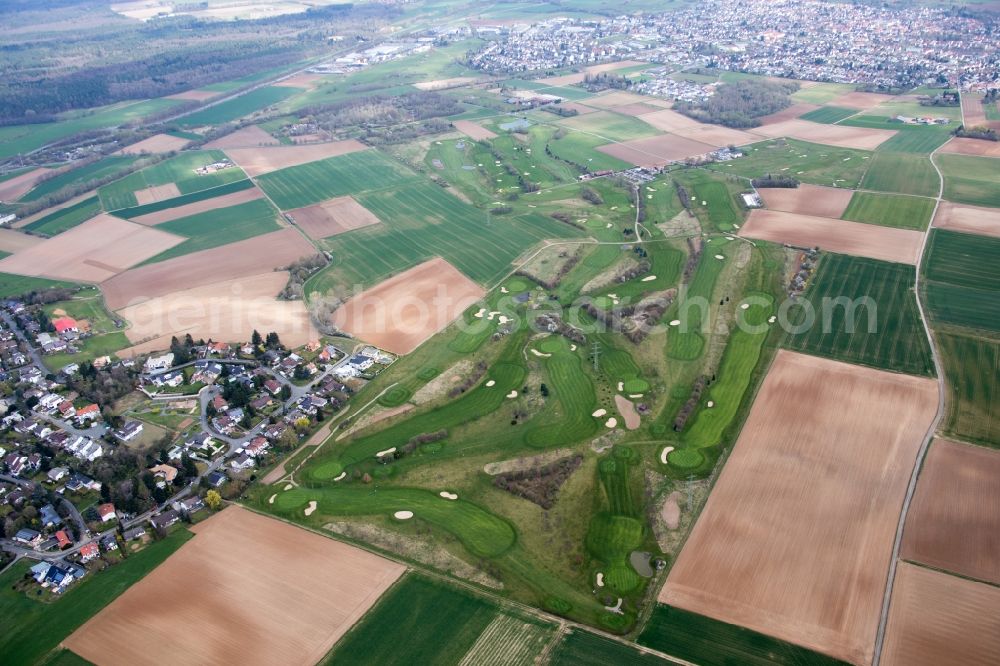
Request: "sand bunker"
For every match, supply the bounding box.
[614,395,640,430]
[268,494,276,504]
[334,472,346,481]
[641,275,656,282]
[530,349,551,357]
[605,417,618,428]
[592,409,607,418]
[507,390,518,399]
[393,511,413,520]
[485,380,496,387]
[375,447,397,458]
[439,492,458,500]
[304,501,317,516]
[660,446,674,465]
[288,196,381,240]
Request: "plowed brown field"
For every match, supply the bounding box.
[758,184,854,218]
[289,196,380,239]
[224,140,367,177]
[932,201,1000,238]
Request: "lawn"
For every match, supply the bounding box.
[783,254,935,376]
[43,332,131,371]
[937,154,1000,208]
[323,574,500,665]
[798,106,858,124]
[0,528,192,665]
[638,604,847,666]
[23,197,101,236]
[708,138,870,189]
[176,86,301,127]
[98,150,246,211]
[310,180,580,292]
[255,150,417,210]
[937,331,1000,448]
[138,198,282,265]
[551,629,673,666]
[859,152,940,197]
[841,191,935,230]
[0,98,183,161]
[113,178,254,219]
[924,229,1000,333]
[20,156,143,202]
[0,273,77,299]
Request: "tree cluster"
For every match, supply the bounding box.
[674,80,799,128]
[751,174,799,188]
[493,454,583,509]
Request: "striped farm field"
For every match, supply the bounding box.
[98,150,246,211]
[841,191,935,230]
[924,229,1000,333]
[176,85,299,127]
[860,152,940,197]
[310,180,580,292]
[21,155,142,202]
[937,331,1000,448]
[114,178,254,218]
[552,629,674,666]
[840,115,953,154]
[255,150,417,210]
[23,196,100,236]
[783,254,934,376]
[456,613,555,666]
[798,106,858,124]
[937,154,1000,208]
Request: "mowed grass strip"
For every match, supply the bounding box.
[176,85,299,127]
[937,331,1000,448]
[841,191,935,230]
[255,150,417,210]
[323,575,499,666]
[638,605,847,666]
[0,528,192,666]
[938,153,1000,208]
[99,150,246,211]
[782,254,934,376]
[23,196,101,236]
[137,198,282,265]
[312,180,580,290]
[859,152,940,197]
[924,229,1000,333]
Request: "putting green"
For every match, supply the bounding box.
[310,460,344,480]
[667,448,704,469]
[621,378,649,394]
[538,337,564,354]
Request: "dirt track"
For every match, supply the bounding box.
[758,184,854,218]
[64,506,406,666]
[332,257,485,355]
[740,209,924,264]
[101,228,316,309]
[901,439,1000,585]
[881,563,1000,666]
[661,351,937,666]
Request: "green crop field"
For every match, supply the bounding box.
[841,191,935,230]
[799,106,858,124]
[23,197,101,236]
[937,154,1000,208]
[114,179,254,218]
[557,111,660,142]
[0,98,183,161]
[0,273,77,299]
[638,605,847,666]
[98,150,246,211]
[138,198,281,265]
[551,629,672,665]
[21,156,143,202]
[790,83,855,105]
[309,180,580,292]
[937,331,1000,448]
[324,575,500,666]
[176,86,300,127]
[0,528,191,665]
[708,139,870,188]
[860,152,940,197]
[783,254,934,375]
[841,116,952,153]
[256,150,417,210]
[924,229,1000,333]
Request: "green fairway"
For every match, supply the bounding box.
[551,629,673,666]
[798,106,858,124]
[937,331,1000,448]
[310,180,580,292]
[0,98,183,161]
[138,198,282,264]
[783,254,934,375]
[177,86,300,127]
[924,229,1000,333]
[0,528,192,665]
[937,154,1000,208]
[0,273,77,299]
[324,575,500,665]
[708,139,870,188]
[557,111,660,142]
[638,604,847,666]
[114,178,254,218]
[859,152,940,197]
[98,150,246,211]
[256,150,416,210]
[21,156,143,202]
[272,486,516,558]
[23,197,101,236]
[841,191,935,230]
[545,129,634,172]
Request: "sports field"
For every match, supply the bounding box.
[98,150,246,211]
[661,350,937,665]
[937,154,1000,208]
[22,196,101,236]
[783,254,934,376]
[256,150,417,210]
[65,507,406,666]
[841,191,934,230]
[860,152,940,197]
[924,229,1000,333]
[936,331,1000,447]
[176,85,299,127]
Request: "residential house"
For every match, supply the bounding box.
[53,317,78,335]
[39,504,62,527]
[47,466,69,483]
[74,404,100,425]
[79,542,99,562]
[100,534,118,551]
[30,561,51,583]
[65,473,101,493]
[122,526,146,541]
[150,509,180,530]
[230,454,254,471]
[58,401,76,419]
[249,395,272,411]
[151,371,183,388]
[264,379,282,396]
[149,464,178,485]
[114,420,144,443]
[4,453,27,476]
[244,436,268,458]
[97,502,116,523]
[211,395,229,412]
[14,528,42,545]
[191,361,222,384]
[205,471,227,487]
[144,353,174,373]
[175,496,205,515]
[54,530,72,549]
